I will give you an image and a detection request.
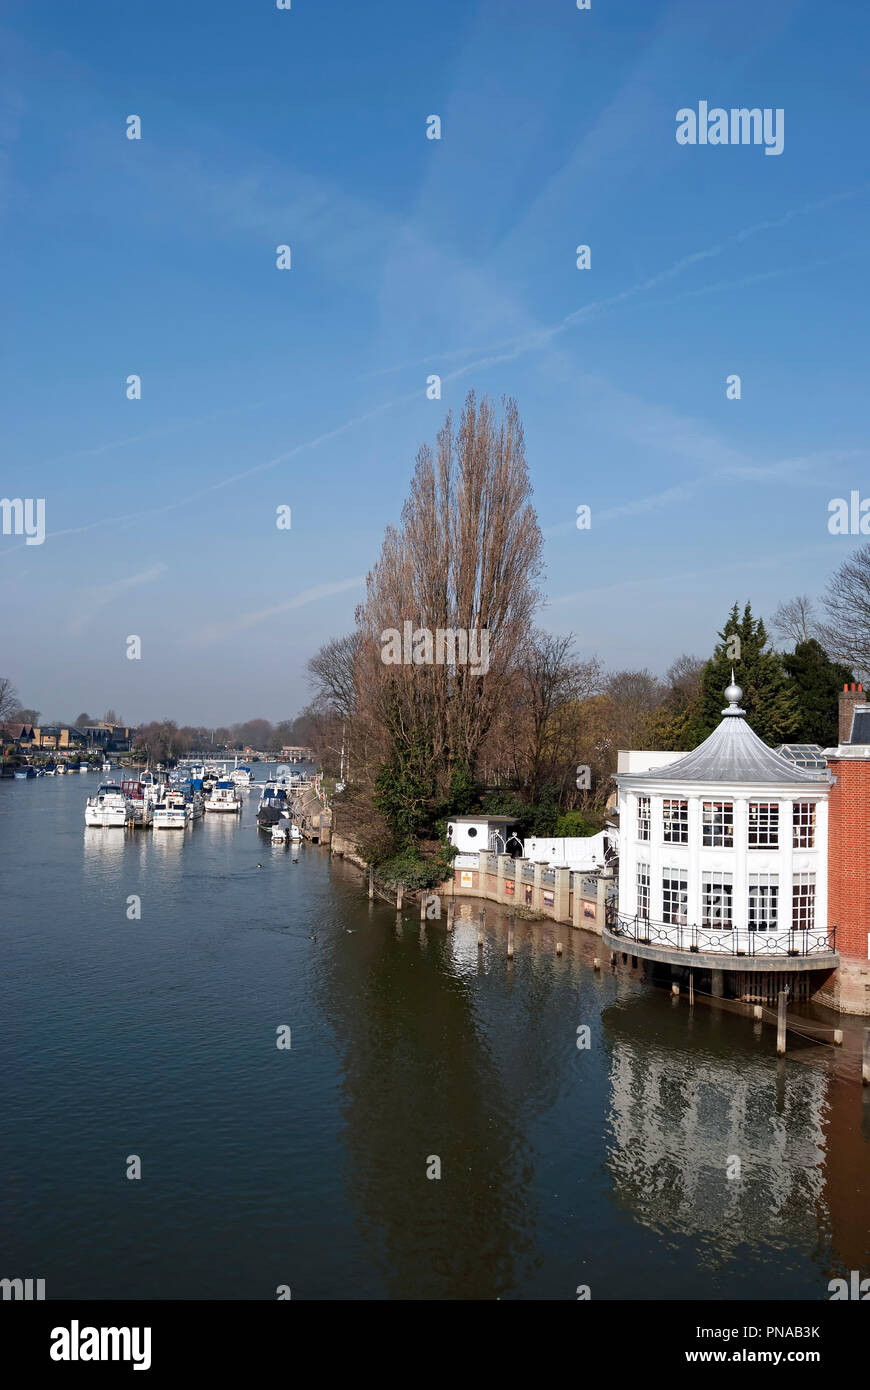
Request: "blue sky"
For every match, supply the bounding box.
[2,0,868,724]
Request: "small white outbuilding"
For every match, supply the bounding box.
[446,815,521,855]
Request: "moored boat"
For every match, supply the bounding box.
[204,780,242,813]
[153,787,190,829]
[85,783,127,828]
[13,765,36,779]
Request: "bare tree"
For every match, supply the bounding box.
[13,708,40,726]
[0,677,20,724]
[820,547,870,674]
[513,633,604,801]
[664,654,703,709]
[307,633,360,720]
[770,595,821,649]
[356,391,544,809]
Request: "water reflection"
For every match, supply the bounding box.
[316,897,539,1299]
[600,998,870,1284]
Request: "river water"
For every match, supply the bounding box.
[2,767,868,1300]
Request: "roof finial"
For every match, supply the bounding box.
[723,671,744,714]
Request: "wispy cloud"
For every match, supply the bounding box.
[191,575,365,647]
[69,563,168,636]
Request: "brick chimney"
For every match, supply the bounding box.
[838,683,865,743]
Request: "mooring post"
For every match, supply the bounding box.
[396,882,403,912]
[477,907,485,949]
[689,972,694,1009]
[593,957,600,972]
[776,989,788,1056]
[863,1028,870,1086]
[507,915,515,960]
[368,864,374,901]
[671,982,680,997]
[556,941,563,956]
[447,900,455,933]
[420,893,427,922]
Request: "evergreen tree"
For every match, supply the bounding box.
[782,639,853,746]
[688,602,800,745]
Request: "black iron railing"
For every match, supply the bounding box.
[604,906,837,958]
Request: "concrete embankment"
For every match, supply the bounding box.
[330,835,612,934]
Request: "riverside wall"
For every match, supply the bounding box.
[330,836,613,933]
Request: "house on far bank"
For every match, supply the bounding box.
[0,722,36,749]
[32,725,88,751]
[82,721,133,752]
[281,745,315,763]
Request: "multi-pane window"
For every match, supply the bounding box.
[748,802,779,848]
[792,873,816,930]
[748,873,778,931]
[663,799,688,844]
[662,869,688,925]
[637,796,651,842]
[702,871,733,929]
[793,802,816,849]
[703,800,733,848]
[636,863,650,920]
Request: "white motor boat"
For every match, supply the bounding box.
[78,764,89,773]
[230,762,253,788]
[153,788,190,829]
[204,780,242,813]
[289,822,303,842]
[84,783,128,828]
[271,821,288,844]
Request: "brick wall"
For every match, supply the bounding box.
[823,756,870,1013]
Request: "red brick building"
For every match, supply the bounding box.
[821,684,870,1013]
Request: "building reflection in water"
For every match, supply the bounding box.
[601,998,870,1282]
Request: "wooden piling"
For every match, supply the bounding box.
[593,957,600,971]
[753,1004,763,1020]
[446,900,454,933]
[396,883,403,912]
[556,941,563,956]
[477,908,485,949]
[863,1028,870,1086]
[688,972,694,1009]
[833,1029,843,1046]
[368,864,374,900]
[776,989,788,1056]
[671,983,679,997]
[507,915,515,959]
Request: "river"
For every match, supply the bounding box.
[1,767,868,1299]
